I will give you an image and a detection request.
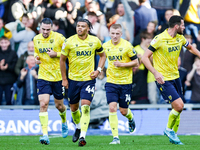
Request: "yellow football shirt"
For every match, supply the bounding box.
[103,38,137,84]
[134,45,145,70]
[149,29,189,81]
[184,0,200,24]
[61,34,103,81]
[34,31,66,81]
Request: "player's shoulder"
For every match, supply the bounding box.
[52,31,65,39]
[88,34,100,41]
[120,39,133,49]
[176,33,185,39]
[33,33,42,40]
[33,34,43,45]
[103,40,111,47]
[122,38,132,45]
[66,34,77,43]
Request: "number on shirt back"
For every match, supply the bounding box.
[85,85,94,93]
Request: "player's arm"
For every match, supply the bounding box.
[60,54,68,89]
[97,51,106,70]
[33,39,41,64]
[141,49,164,84]
[90,51,106,80]
[113,58,139,68]
[186,43,200,58]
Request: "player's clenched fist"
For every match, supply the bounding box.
[35,56,41,64]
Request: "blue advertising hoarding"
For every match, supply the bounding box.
[0,109,199,135]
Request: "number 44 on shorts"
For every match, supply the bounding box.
[85,85,94,93]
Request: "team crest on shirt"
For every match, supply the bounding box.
[176,38,179,42]
[76,44,78,47]
[168,95,172,100]
[107,49,110,51]
[89,42,93,47]
[50,39,54,43]
[119,48,123,52]
[38,41,40,44]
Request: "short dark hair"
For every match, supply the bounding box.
[140,31,153,40]
[53,20,59,26]
[168,15,183,28]
[41,18,53,26]
[0,36,9,41]
[87,11,97,17]
[77,18,93,30]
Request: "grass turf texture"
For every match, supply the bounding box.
[0,135,199,150]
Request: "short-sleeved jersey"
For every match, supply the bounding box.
[103,38,137,84]
[149,29,189,81]
[34,31,66,81]
[61,34,103,81]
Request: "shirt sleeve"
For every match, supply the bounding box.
[33,37,39,57]
[128,45,137,60]
[181,35,189,47]
[148,35,160,52]
[61,39,69,57]
[96,38,104,53]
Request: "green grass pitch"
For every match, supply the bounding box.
[0,135,199,150]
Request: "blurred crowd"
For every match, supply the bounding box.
[0,0,200,105]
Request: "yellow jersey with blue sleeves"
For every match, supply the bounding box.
[61,34,103,81]
[148,29,189,81]
[103,38,137,84]
[34,31,66,81]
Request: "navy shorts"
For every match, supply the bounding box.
[37,79,64,100]
[68,79,96,104]
[156,78,183,104]
[105,82,132,108]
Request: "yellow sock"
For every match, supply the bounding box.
[59,109,67,123]
[173,114,180,133]
[71,108,81,124]
[109,112,118,138]
[125,108,133,121]
[167,109,180,129]
[80,105,90,132]
[39,112,48,135]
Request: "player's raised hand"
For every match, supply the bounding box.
[62,79,69,89]
[35,56,41,64]
[47,49,57,58]
[90,70,99,80]
[154,71,165,84]
[114,60,123,67]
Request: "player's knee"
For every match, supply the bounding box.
[40,101,48,109]
[120,109,127,116]
[109,106,117,112]
[55,103,63,110]
[174,104,184,112]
